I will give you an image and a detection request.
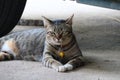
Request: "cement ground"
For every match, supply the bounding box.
[0,25,120,80]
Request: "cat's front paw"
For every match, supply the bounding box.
[55,64,73,72]
[64,64,73,71]
[56,66,67,72]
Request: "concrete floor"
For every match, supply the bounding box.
[0,25,120,80]
[0,50,120,80]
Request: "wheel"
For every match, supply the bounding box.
[0,0,27,37]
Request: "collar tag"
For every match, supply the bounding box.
[59,51,64,58]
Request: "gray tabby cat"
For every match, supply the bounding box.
[0,15,84,72]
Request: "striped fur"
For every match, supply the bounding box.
[0,29,46,61]
[42,15,84,72]
[0,15,84,72]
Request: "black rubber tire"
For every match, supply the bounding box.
[0,0,27,37]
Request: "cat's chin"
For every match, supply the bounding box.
[53,43,61,45]
[52,41,62,45]
[52,39,71,45]
[53,42,68,46]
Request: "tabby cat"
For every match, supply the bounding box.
[0,15,84,72]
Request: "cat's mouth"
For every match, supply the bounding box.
[53,39,63,45]
[54,39,62,43]
[55,39,70,46]
[55,41,62,45]
[56,40,62,43]
[53,37,72,45]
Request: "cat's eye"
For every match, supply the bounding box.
[64,31,71,35]
[47,31,55,36]
[66,31,71,34]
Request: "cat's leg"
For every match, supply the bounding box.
[42,52,63,71]
[58,56,85,72]
[0,39,19,61]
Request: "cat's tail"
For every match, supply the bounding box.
[0,39,19,61]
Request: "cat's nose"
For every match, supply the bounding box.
[56,34,62,40]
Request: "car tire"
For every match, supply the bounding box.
[0,0,26,37]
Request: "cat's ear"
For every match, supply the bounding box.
[42,16,53,28]
[65,14,74,26]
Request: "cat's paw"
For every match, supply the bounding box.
[56,66,67,72]
[64,64,73,71]
[56,64,73,72]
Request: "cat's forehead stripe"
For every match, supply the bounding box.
[53,20,65,25]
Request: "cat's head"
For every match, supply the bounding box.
[42,15,74,45]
